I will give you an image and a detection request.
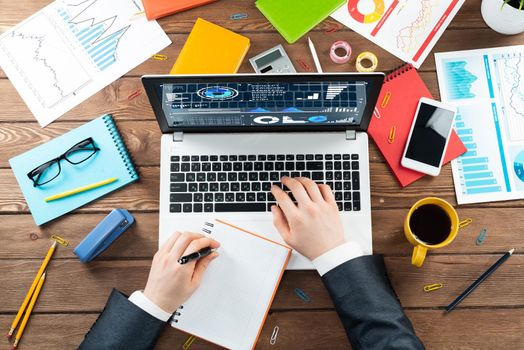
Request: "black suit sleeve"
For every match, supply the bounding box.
[321,255,424,350]
[78,289,167,350]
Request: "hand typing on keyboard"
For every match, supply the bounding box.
[271,177,346,260]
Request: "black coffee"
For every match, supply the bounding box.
[409,204,452,245]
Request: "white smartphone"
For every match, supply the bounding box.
[401,97,457,176]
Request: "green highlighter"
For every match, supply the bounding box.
[256,0,345,44]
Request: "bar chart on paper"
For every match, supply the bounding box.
[0,0,171,126]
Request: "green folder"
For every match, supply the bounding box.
[256,0,345,44]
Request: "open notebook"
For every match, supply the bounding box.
[171,219,291,350]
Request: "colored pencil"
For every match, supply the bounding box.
[7,241,56,338]
[44,177,117,202]
[12,272,47,349]
[445,248,515,312]
[308,37,323,73]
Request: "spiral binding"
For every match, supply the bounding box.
[102,114,138,180]
[171,221,215,323]
[384,63,414,83]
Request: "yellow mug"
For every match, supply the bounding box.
[404,197,470,267]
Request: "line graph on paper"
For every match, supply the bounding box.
[396,0,438,55]
[0,0,137,109]
[494,52,524,142]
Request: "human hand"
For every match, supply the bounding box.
[271,177,346,260]
[143,232,220,313]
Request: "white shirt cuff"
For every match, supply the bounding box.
[128,291,172,322]
[312,241,366,276]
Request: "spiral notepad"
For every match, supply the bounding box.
[171,219,291,350]
[9,114,139,225]
[368,64,466,187]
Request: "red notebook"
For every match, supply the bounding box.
[143,0,217,20]
[369,64,466,187]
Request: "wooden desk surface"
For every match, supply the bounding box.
[1,1,523,349]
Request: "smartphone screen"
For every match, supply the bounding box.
[405,102,455,167]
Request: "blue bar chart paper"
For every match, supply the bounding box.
[436,46,524,204]
[0,0,171,127]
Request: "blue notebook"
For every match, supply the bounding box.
[9,114,139,225]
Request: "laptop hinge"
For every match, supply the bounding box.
[173,132,183,142]
[346,130,356,141]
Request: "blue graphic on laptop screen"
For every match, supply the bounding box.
[159,81,368,127]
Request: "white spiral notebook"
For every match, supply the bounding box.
[171,219,291,350]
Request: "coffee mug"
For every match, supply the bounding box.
[404,197,470,267]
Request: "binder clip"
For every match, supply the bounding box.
[294,288,311,302]
[476,228,487,245]
[73,209,134,263]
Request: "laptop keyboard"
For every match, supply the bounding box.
[169,154,361,213]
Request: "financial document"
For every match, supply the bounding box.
[331,0,464,68]
[436,46,524,204]
[0,0,171,127]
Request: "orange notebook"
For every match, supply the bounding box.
[143,0,217,20]
[170,18,250,74]
[369,64,466,187]
[171,219,291,350]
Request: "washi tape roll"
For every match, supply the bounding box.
[356,51,379,72]
[330,41,352,64]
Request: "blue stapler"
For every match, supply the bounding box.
[74,209,135,263]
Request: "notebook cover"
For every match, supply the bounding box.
[170,18,250,74]
[143,0,217,20]
[369,65,466,187]
[9,115,139,225]
[256,0,345,43]
[173,219,291,350]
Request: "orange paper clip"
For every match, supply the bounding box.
[388,126,396,144]
[381,91,392,108]
[297,59,312,72]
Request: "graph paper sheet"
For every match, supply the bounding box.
[331,0,464,68]
[0,0,170,127]
[436,46,524,204]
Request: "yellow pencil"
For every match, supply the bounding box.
[7,241,56,338]
[12,272,47,349]
[44,177,118,202]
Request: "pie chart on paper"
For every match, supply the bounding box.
[348,0,385,24]
[514,150,524,182]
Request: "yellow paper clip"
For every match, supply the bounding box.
[381,91,391,108]
[424,283,443,292]
[151,54,168,61]
[270,326,279,345]
[182,335,196,350]
[51,235,69,247]
[388,126,396,144]
[458,218,473,229]
[130,11,145,20]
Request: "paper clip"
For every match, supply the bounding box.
[325,25,339,34]
[270,326,279,345]
[297,59,312,72]
[381,91,391,108]
[388,126,396,144]
[51,234,69,247]
[127,89,142,101]
[294,288,311,302]
[230,13,248,20]
[476,228,487,245]
[151,54,168,61]
[130,11,145,20]
[458,218,473,229]
[423,283,443,292]
[182,335,196,350]
[373,107,381,119]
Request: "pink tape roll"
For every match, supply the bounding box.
[330,41,352,64]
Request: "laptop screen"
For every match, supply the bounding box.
[142,74,384,133]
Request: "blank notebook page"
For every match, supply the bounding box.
[173,219,291,350]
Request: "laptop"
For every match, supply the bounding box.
[142,73,384,269]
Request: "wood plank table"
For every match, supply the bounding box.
[1,1,523,349]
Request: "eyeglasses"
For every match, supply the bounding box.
[27,137,100,187]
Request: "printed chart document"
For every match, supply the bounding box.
[172,219,291,350]
[0,0,171,127]
[435,46,524,204]
[331,0,464,68]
